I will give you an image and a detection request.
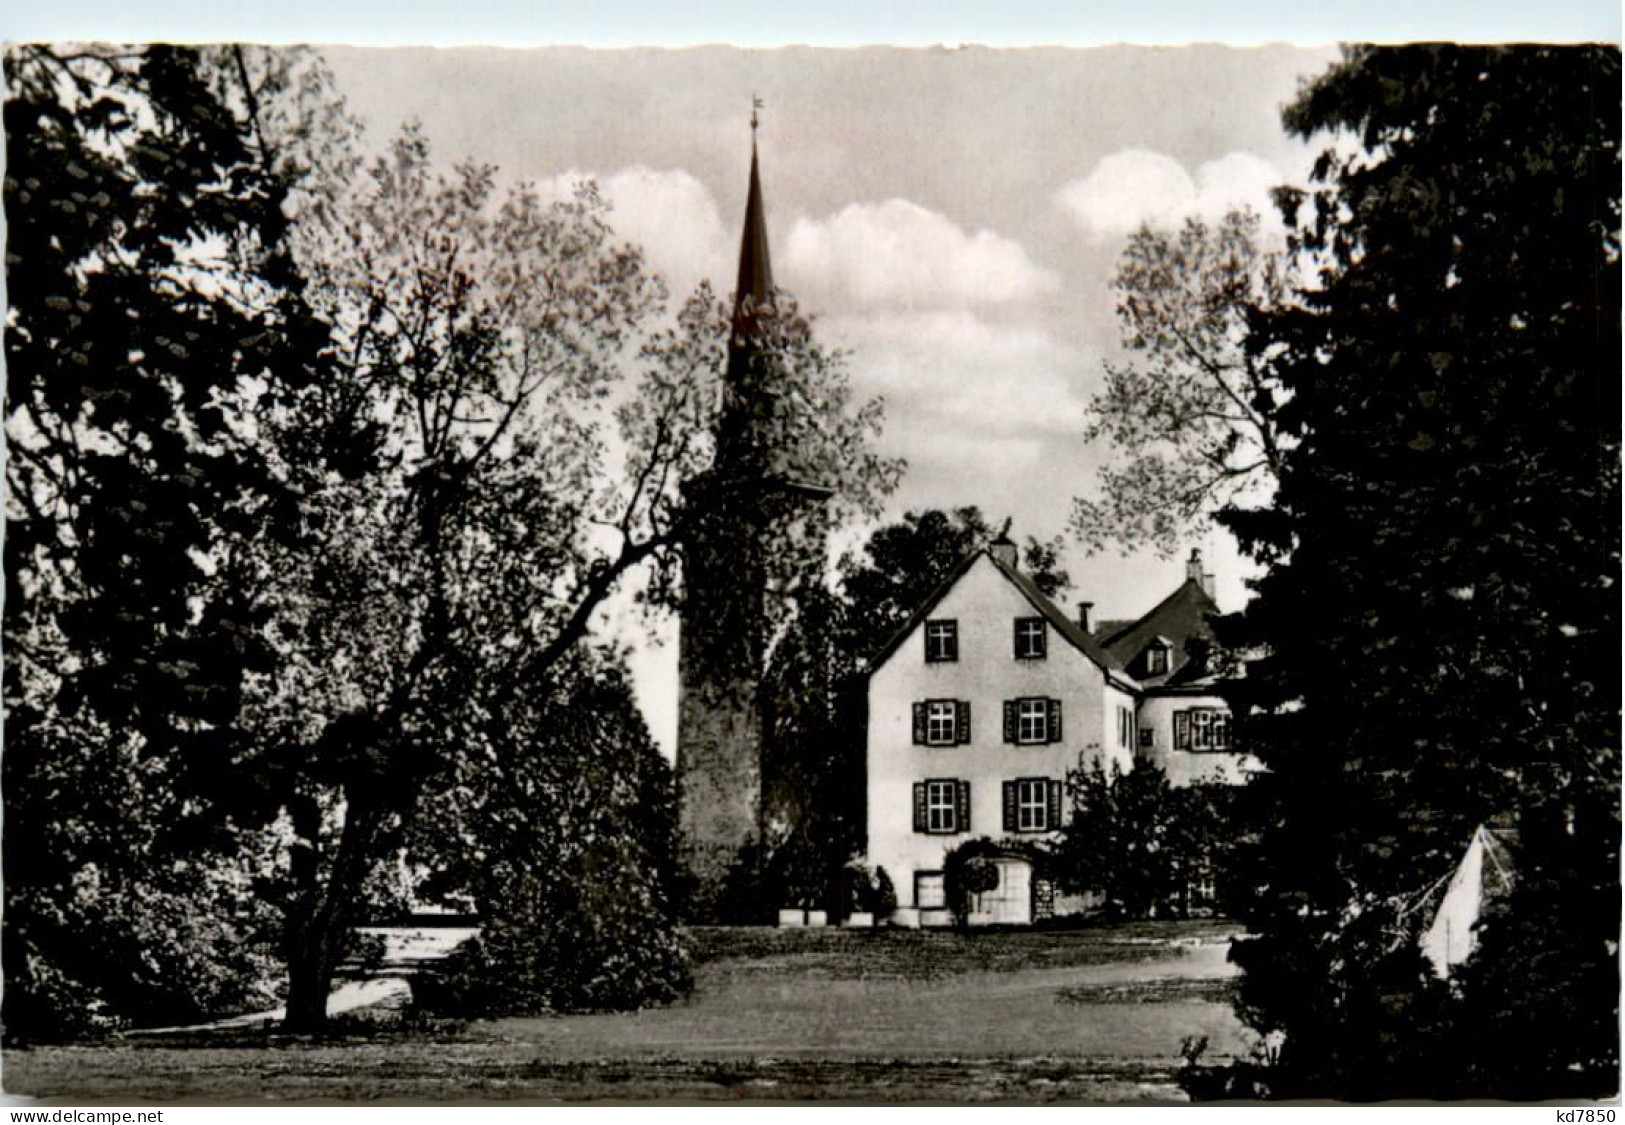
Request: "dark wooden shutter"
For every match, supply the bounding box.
[1047,698,1063,743]
[1012,619,1022,658]
[1174,709,1191,749]
[1003,700,1016,743]
[913,782,927,832]
[955,781,971,833]
[1047,779,1063,829]
[956,699,971,744]
[912,702,927,745]
[1003,781,1018,832]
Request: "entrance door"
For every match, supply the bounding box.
[980,858,1032,925]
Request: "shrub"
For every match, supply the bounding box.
[870,866,898,917]
[409,662,691,1017]
[1052,759,1240,920]
[712,828,840,923]
[839,861,899,918]
[3,714,286,1042]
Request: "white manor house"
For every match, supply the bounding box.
[863,536,1257,926]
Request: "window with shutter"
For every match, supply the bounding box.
[956,699,971,744]
[1002,781,1018,832]
[1016,777,1050,831]
[1047,698,1063,743]
[912,702,927,745]
[1014,698,1048,744]
[1174,709,1191,749]
[925,700,957,745]
[924,779,957,833]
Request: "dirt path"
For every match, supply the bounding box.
[134,927,478,1035]
[7,926,1252,1101]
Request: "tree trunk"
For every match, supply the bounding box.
[282,786,392,1033]
[283,925,344,1032]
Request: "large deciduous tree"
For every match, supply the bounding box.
[1072,209,1290,557]
[3,44,331,1039]
[6,44,902,1035]
[1214,45,1619,1099]
[238,129,668,1028]
[242,126,898,1027]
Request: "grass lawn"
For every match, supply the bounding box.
[5,920,1252,1103]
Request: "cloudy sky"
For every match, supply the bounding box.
[321,44,1340,750]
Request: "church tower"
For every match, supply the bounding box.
[675,110,782,913]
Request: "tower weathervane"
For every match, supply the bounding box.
[751,95,764,133]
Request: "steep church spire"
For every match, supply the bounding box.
[719,100,777,470]
[733,103,774,326]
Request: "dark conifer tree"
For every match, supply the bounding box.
[1215,45,1620,1099]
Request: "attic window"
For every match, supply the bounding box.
[1146,646,1170,675]
[1014,616,1047,659]
[924,619,958,663]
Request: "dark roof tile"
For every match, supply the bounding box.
[1100,578,1223,689]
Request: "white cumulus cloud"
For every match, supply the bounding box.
[783,199,1059,312]
[1055,149,1287,237]
[536,165,730,298]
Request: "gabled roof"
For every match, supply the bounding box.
[865,547,1134,686]
[986,551,1132,680]
[864,549,983,674]
[1099,577,1222,690]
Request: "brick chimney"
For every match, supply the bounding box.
[1077,601,1094,633]
[989,533,1018,568]
[1186,548,1215,598]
